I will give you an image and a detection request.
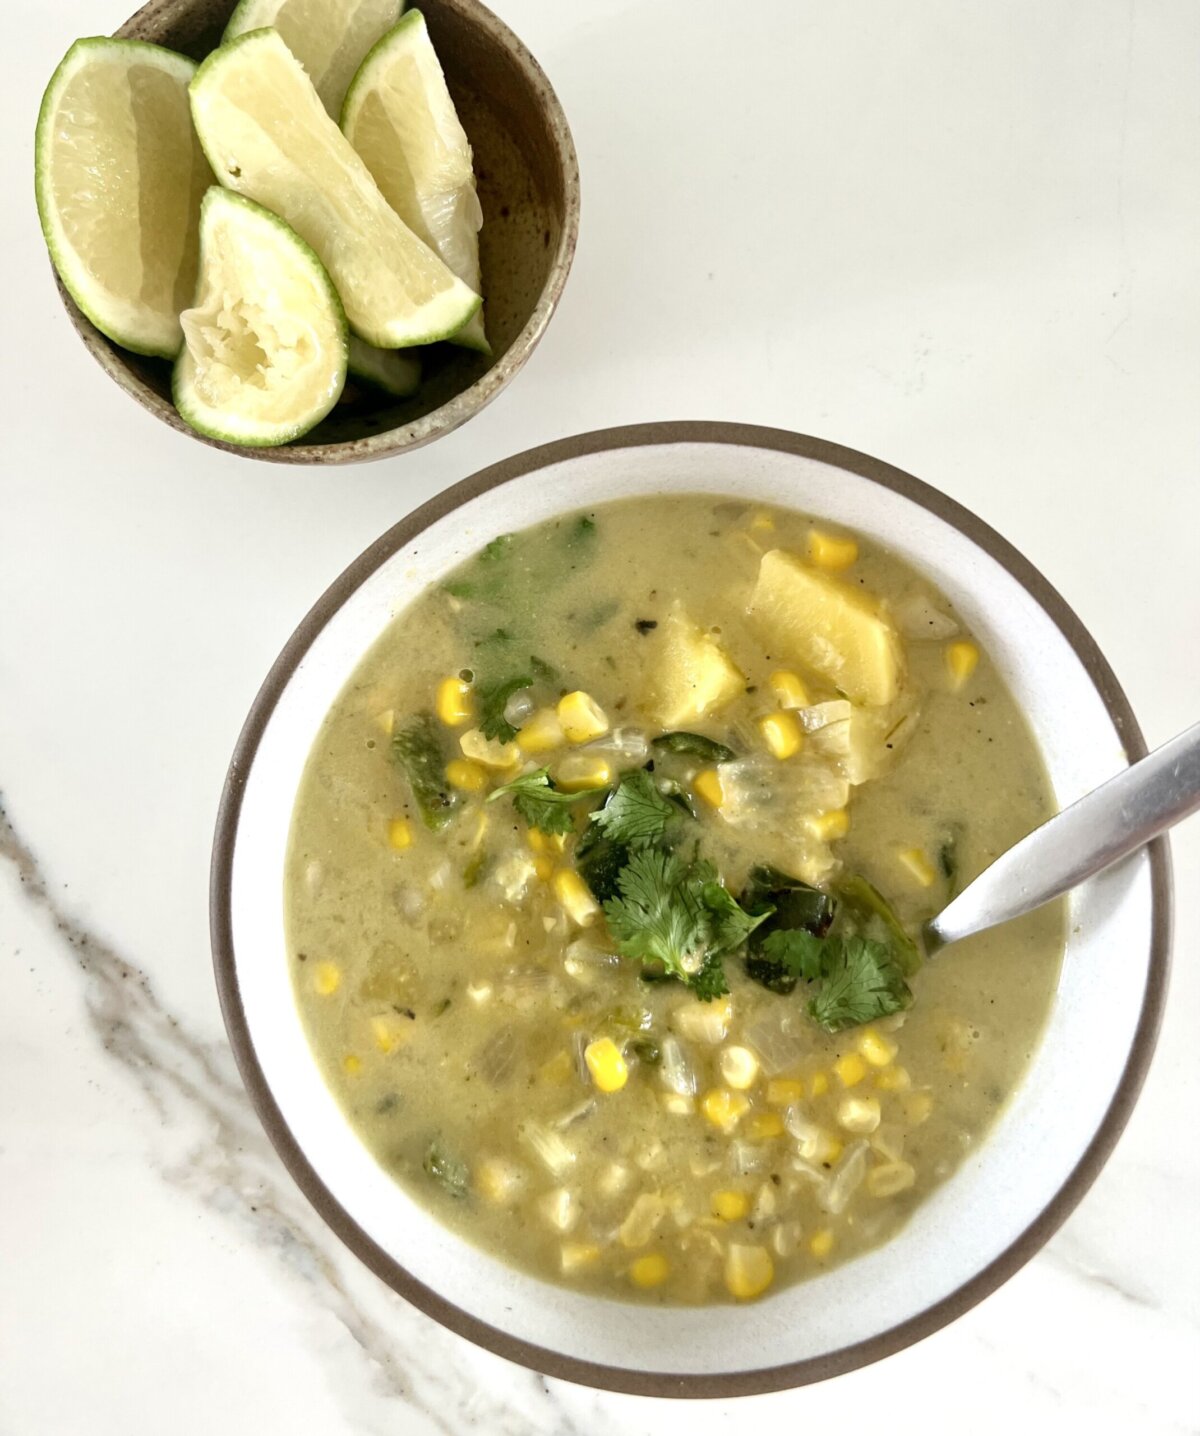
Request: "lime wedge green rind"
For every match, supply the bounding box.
[341,10,489,355]
[173,187,348,447]
[189,28,480,350]
[35,37,208,358]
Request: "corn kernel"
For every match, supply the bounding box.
[809,1229,835,1260]
[459,728,519,769]
[693,768,725,808]
[374,708,395,736]
[758,710,803,760]
[837,1094,882,1134]
[746,1110,785,1140]
[767,1078,805,1107]
[719,1045,760,1090]
[475,1157,524,1205]
[533,855,555,881]
[834,1052,868,1088]
[312,961,341,996]
[750,509,776,531]
[446,758,487,792]
[560,1242,601,1274]
[553,868,600,927]
[661,1092,695,1116]
[387,817,414,851]
[898,846,937,887]
[557,690,610,743]
[807,809,849,842]
[768,670,809,709]
[724,1243,774,1300]
[538,1050,573,1085]
[436,676,473,727]
[342,1054,362,1077]
[629,1253,670,1289]
[808,530,858,570]
[809,1071,830,1097]
[526,827,567,854]
[867,1160,916,1198]
[903,1091,934,1125]
[554,753,612,792]
[584,1036,629,1093]
[858,1028,898,1068]
[701,1088,750,1134]
[712,1189,750,1221]
[874,1064,912,1092]
[946,640,980,691]
[516,707,565,754]
[371,1014,411,1054]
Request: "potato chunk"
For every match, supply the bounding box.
[645,603,745,726]
[748,550,903,706]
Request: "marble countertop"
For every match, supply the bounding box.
[3,0,1198,1431]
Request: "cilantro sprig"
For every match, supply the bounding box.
[601,847,769,1001]
[487,767,607,835]
[588,769,678,846]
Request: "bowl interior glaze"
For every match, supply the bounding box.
[212,426,1169,1393]
[56,0,579,463]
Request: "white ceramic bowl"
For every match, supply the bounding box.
[211,423,1170,1395]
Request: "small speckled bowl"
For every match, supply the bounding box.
[52,0,579,464]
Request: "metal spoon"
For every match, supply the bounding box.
[924,720,1200,954]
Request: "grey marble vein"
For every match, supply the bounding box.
[0,796,595,1436]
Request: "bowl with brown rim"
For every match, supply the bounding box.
[210,423,1170,1393]
[50,0,579,464]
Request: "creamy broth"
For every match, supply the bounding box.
[285,495,1062,1304]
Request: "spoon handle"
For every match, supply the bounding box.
[926,719,1200,952]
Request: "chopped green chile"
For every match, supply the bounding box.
[286,495,1064,1306]
[651,731,738,763]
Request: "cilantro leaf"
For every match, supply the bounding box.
[487,767,607,835]
[690,951,730,1002]
[759,927,826,982]
[806,936,912,1033]
[602,851,764,998]
[589,770,678,847]
[701,881,773,956]
[391,713,459,830]
[477,673,533,742]
[603,849,709,983]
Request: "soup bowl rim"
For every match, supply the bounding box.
[209,420,1172,1394]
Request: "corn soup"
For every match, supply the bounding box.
[285,496,1062,1304]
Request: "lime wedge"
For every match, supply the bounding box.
[190,28,480,349]
[347,336,421,396]
[343,10,489,353]
[222,0,402,120]
[174,187,348,446]
[35,37,209,357]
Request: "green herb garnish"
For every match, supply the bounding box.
[806,936,912,1032]
[477,673,533,742]
[391,713,458,830]
[602,849,766,1000]
[487,767,607,835]
[589,769,678,847]
[651,731,737,763]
